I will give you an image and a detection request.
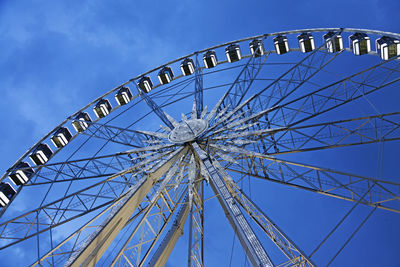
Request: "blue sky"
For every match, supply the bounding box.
[0,0,400,266]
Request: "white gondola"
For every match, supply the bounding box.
[298,32,315,53]
[51,127,72,148]
[9,162,34,186]
[158,67,174,85]
[249,39,264,57]
[225,44,241,63]
[323,31,343,53]
[274,35,289,55]
[29,143,53,165]
[180,58,195,76]
[72,112,92,132]
[115,87,133,106]
[376,36,400,60]
[0,182,16,207]
[94,99,112,119]
[203,50,217,68]
[138,76,153,93]
[349,33,371,55]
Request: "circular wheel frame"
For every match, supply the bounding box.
[1,28,400,266]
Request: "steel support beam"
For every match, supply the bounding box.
[226,180,315,267]
[147,194,191,267]
[80,121,162,148]
[212,144,400,213]
[265,56,400,128]
[23,145,174,186]
[210,112,400,156]
[0,150,178,251]
[188,179,204,267]
[110,156,187,266]
[262,112,400,155]
[258,31,343,110]
[192,143,273,267]
[31,197,147,266]
[65,173,154,266]
[65,147,187,266]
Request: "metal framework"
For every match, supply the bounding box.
[1,28,400,266]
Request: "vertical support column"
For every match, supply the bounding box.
[65,147,187,267]
[147,194,191,267]
[188,203,194,267]
[200,181,204,265]
[188,179,204,267]
[191,143,273,267]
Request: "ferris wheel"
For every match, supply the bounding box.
[0,27,400,266]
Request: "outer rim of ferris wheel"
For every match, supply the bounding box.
[0,28,399,266]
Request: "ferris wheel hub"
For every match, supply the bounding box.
[168,119,208,143]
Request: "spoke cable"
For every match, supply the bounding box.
[308,182,376,258]
[325,206,377,267]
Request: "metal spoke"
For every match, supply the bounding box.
[0,148,183,250]
[257,32,343,109]
[264,112,400,155]
[213,145,400,213]
[309,183,376,259]
[264,56,400,128]
[211,112,400,155]
[79,120,164,148]
[19,145,175,186]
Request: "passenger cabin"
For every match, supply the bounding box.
[298,33,315,53]
[158,67,174,85]
[203,50,217,68]
[94,99,112,119]
[51,127,72,148]
[29,143,53,165]
[9,162,34,186]
[323,31,343,53]
[72,112,92,132]
[349,33,371,55]
[225,44,241,63]
[0,182,16,207]
[376,36,400,60]
[138,76,153,93]
[249,39,264,57]
[115,87,133,106]
[274,35,289,55]
[180,58,195,76]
